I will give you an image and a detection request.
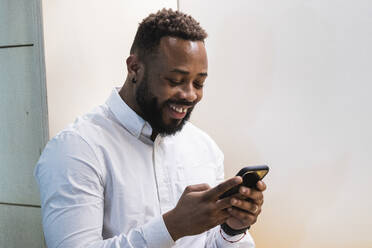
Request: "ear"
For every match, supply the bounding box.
[126,55,142,83]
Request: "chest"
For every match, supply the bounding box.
[100,136,219,235]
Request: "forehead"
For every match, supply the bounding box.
[155,36,208,72]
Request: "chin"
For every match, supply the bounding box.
[157,118,187,136]
[154,107,192,136]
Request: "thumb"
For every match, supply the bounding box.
[184,183,211,194]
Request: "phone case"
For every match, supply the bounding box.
[219,165,269,199]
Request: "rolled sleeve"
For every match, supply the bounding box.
[141,215,175,248]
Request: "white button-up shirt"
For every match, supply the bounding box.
[34,88,255,248]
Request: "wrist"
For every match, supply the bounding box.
[220,222,249,236]
[219,226,247,243]
[163,209,183,241]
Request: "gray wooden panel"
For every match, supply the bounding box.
[0,46,45,205]
[0,0,35,45]
[0,204,43,247]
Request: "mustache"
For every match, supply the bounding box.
[166,99,196,107]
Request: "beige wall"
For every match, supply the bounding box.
[181,0,372,247]
[42,0,177,137]
[42,0,372,247]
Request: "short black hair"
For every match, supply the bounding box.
[130,8,207,61]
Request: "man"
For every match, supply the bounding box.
[35,9,266,247]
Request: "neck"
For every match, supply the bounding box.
[119,80,141,117]
[119,81,158,141]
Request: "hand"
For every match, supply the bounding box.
[225,181,267,230]
[163,177,242,241]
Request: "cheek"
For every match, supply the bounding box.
[198,90,203,101]
[157,82,175,99]
[163,88,181,103]
[194,90,203,104]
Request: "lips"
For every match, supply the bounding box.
[167,103,190,119]
[169,104,187,113]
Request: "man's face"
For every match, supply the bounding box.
[135,37,208,136]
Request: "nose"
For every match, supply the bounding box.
[179,82,198,102]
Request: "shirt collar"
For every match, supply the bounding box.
[106,87,153,139]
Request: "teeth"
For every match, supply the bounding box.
[170,105,187,113]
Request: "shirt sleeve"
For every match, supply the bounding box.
[34,131,174,248]
[204,147,255,248]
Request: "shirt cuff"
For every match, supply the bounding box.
[141,215,175,248]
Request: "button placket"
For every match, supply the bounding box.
[154,136,165,214]
[153,137,173,214]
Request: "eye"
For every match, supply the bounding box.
[193,81,204,89]
[167,78,183,86]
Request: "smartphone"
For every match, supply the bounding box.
[219,165,269,199]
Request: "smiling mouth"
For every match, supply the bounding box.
[169,104,187,113]
[167,103,191,120]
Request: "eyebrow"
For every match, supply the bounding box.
[170,68,208,77]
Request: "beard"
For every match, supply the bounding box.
[135,71,194,136]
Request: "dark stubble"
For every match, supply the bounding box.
[135,70,194,136]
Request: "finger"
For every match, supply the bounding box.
[230,198,260,214]
[204,177,242,200]
[230,192,247,200]
[228,207,257,226]
[239,186,264,202]
[184,183,211,193]
[255,198,264,206]
[215,197,234,210]
[256,181,267,191]
[216,209,231,225]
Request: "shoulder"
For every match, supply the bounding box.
[34,105,112,183]
[54,104,125,153]
[65,104,115,141]
[35,130,103,178]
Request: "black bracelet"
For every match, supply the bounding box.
[220,223,250,236]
